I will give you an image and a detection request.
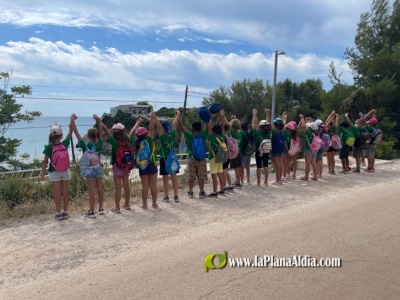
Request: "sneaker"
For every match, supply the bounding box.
[218,190,224,195]
[174,196,180,202]
[55,212,63,220]
[199,191,207,199]
[61,211,69,219]
[227,185,234,191]
[352,168,360,173]
[234,182,242,189]
[208,192,218,198]
[162,196,170,203]
[97,208,105,215]
[339,169,348,174]
[84,210,96,218]
[187,191,194,198]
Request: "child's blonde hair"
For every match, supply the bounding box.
[229,119,241,131]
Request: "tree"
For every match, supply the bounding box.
[344,0,400,144]
[0,71,41,163]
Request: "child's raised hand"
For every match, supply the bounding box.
[253,109,257,114]
[299,114,304,118]
[136,118,143,125]
[175,110,181,116]
[150,111,156,118]
[93,114,99,120]
[345,112,349,117]
[71,113,78,120]
[264,108,270,113]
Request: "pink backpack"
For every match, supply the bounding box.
[330,134,342,150]
[308,133,322,152]
[226,134,239,160]
[288,138,302,156]
[51,143,70,171]
[321,133,331,152]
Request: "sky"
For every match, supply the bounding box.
[0,0,379,116]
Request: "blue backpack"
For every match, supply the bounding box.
[192,133,207,161]
[272,132,285,155]
[207,103,222,114]
[198,107,211,123]
[166,149,181,174]
[136,140,152,170]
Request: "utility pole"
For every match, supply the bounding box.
[182,85,188,126]
[179,85,189,153]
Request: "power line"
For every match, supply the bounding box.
[14,96,183,103]
[9,124,95,130]
[189,90,211,96]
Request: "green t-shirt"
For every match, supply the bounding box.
[229,129,243,154]
[184,129,208,159]
[363,125,374,133]
[351,126,362,141]
[207,133,226,160]
[79,139,103,156]
[42,138,71,172]
[254,128,272,151]
[159,129,177,158]
[336,126,350,146]
[109,136,134,165]
[298,128,313,151]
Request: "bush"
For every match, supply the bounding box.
[376,139,397,160]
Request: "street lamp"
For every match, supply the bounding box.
[271,50,285,120]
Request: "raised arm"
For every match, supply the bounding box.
[344,112,353,127]
[281,111,287,125]
[207,117,214,136]
[149,113,155,139]
[178,115,186,133]
[363,109,376,121]
[173,110,180,130]
[70,113,81,141]
[265,109,273,130]
[153,113,163,136]
[66,114,75,140]
[129,117,144,137]
[93,114,103,140]
[298,114,306,130]
[325,111,336,125]
[335,114,340,126]
[252,109,259,130]
[102,122,112,138]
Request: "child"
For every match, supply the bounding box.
[344,113,364,173]
[240,121,254,185]
[299,116,319,181]
[71,114,105,218]
[252,108,273,186]
[102,122,136,213]
[40,115,74,220]
[281,112,291,181]
[325,112,337,175]
[285,121,300,179]
[228,118,242,188]
[178,117,208,199]
[222,123,233,192]
[314,119,324,178]
[362,109,378,173]
[335,114,352,174]
[270,118,285,186]
[135,114,158,209]
[207,116,226,197]
[154,111,180,202]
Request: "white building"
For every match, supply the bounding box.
[110,104,150,117]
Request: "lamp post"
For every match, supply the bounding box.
[271,50,285,120]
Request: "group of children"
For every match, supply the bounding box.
[39,108,381,220]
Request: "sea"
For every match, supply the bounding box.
[4,116,96,162]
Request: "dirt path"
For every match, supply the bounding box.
[1,161,399,299]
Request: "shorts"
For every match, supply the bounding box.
[49,169,71,182]
[188,158,208,182]
[339,145,351,159]
[304,149,317,157]
[353,146,363,159]
[364,144,376,158]
[327,146,336,153]
[230,154,242,169]
[223,159,230,170]
[210,158,223,174]
[241,155,251,168]
[272,152,283,158]
[112,164,131,177]
[316,150,323,162]
[255,152,269,168]
[159,157,180,176]
[139,163,158,176]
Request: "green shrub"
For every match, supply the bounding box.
[376,138,397,160]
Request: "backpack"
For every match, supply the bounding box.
[165,148,181,174]
[79,143,103,178]
[192,133,207,161]
[197,106,211,123]
[321,133,331,152]
[308,133,322,152]
[370,128,383,145]
[116,142,135,171]
[259,133,272,155]
[344,129,355,147]
[288,138,302,156]
[272,132,285,155]
[330,134,342,150]
[51,143,70,171]
[359,131,372,148]
[226,133,239,160]
[242,131,255,156]
[135,139,153,170]
[207,103,222,115]
[212,137,228,163]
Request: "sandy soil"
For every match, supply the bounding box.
[0,160,399,299]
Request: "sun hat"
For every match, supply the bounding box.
[273,117,282,124]
[285,123,295,131]
[135,127,148,136]
[306,122,318,131]
[50,126,63,136]
[367,118,378,125]
[259,120,268,126]
[315,119,323,127]
[111,123,125,130]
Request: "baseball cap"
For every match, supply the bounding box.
[111,123,125,130]
[315,119,323,127]
[285,123,295,131]
[367,118,378,125]
[259,120,268,126]
[50,126,63,136]
[162,121,172,134]
[135,127,149,136]
[306,122,318,131]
